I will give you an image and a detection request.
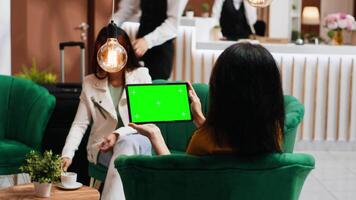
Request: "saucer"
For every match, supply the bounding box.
[56,182,83,190]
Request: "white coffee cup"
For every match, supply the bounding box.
[61,172,77,188]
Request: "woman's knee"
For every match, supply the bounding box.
[114,135,151,155]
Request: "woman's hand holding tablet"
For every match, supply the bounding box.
[187,82,206,128]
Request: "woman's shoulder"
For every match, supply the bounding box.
[83,74,97,83]
[81,74,106,90]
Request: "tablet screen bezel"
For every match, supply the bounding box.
[125,83,192,124]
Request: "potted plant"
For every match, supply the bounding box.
[185,5,194,18]
[20,150,62,198]
[15,59,57,85]
[201,3,210,18]
[324,13,355,45]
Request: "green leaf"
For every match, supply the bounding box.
[14,58,57,84]
[19,150,62,183]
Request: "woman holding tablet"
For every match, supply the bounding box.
[130,43,284,156]
[61,27,152,200]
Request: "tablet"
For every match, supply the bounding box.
[126,83,192,124]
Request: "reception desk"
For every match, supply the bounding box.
[122,22,356,150]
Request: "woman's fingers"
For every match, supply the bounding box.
[187,82,197,96]
[61,158,72,172]
[129,123,148,135]
[129,123,160,139]
[128,123,140,130]
[99,139,111,152]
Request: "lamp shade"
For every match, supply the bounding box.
[246,0,273,8]
[302,6,320,25]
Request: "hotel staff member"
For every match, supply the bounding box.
[113,0,188,80]
[212,0,257,41]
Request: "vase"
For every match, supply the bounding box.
[332,30,343,45]
[34,182,52,198]
[201,12,209,18]
[185,11,194,18]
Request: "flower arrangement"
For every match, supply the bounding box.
[324,13,355,31]
[324,13,355,45]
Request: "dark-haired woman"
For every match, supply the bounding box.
[130,43,284,156]
[61,27,152,200]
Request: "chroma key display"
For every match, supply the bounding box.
[126,83,192,124]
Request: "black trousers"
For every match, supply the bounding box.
[141,40,174,80]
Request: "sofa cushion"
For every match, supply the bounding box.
[0,139,32,167]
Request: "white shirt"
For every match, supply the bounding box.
[212,0,257,33]
[113,0,188,49]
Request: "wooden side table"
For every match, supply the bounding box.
[0,183,100,200]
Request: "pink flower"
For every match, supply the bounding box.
[339,13,347,19]
[327,22,338,29]
[338,19,348,29]
[324,12,355,30]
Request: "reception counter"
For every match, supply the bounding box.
[122,22,356,150]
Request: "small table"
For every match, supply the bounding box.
[0,183,100,199]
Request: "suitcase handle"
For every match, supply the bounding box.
[59,42,85,50]
[59,42,86,83]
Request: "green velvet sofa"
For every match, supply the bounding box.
[116,153,314,200]
[88,80,305,184]
[0,75,56,175]
[113,81,310,200]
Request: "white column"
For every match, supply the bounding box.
[269,0,291,39]
[0,0,11,75]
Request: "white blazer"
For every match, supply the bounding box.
[62,67,152,164]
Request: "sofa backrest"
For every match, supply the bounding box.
[0,75,13,139]
[0,75,55,149]
[116,153,315,200]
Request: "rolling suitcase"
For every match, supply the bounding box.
[42,42,90,185]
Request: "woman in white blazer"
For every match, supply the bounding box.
[61,27,152,200]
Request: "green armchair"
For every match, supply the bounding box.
[116,153,314,200]
[88,81,304,186]
[0,75,56,175]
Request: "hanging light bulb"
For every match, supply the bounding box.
[97,0,127,73]
[246,0,273,8]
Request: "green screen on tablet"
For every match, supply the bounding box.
[126,83,192,124]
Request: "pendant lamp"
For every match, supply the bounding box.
[97,0,127,73]
[246,0,273,8]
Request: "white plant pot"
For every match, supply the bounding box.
[201,12,209,18]
[186,11,194,18]
[34,182,52,198]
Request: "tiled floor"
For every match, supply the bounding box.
[297,151,356,200]
[1,151,355,199]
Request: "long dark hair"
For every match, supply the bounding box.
[204,43,285,155]
[92,26,141,79]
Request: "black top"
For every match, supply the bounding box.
[220,0,252,40]
[137,0,168,38]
